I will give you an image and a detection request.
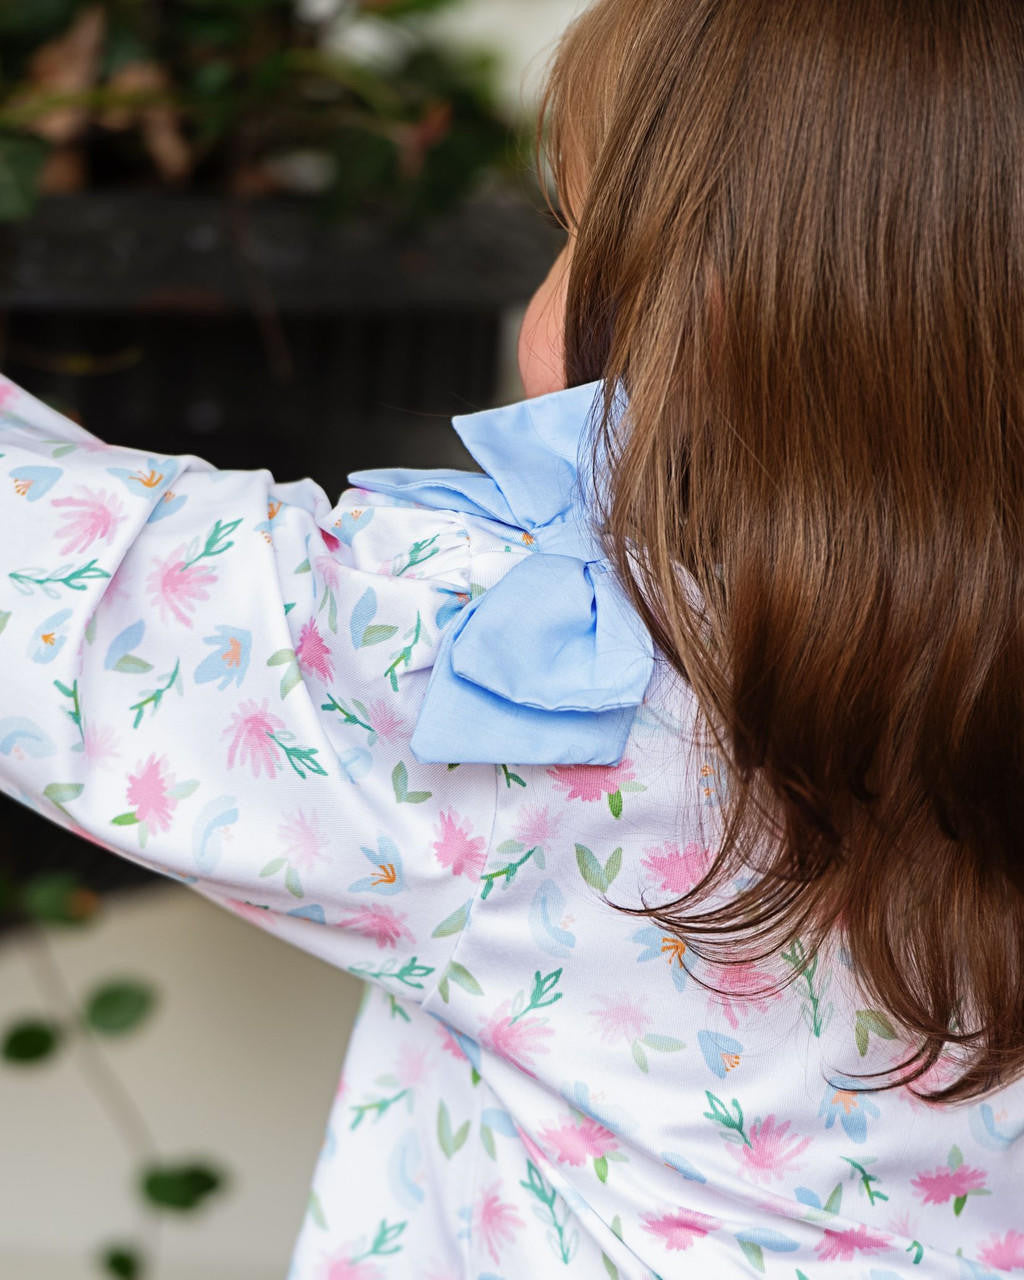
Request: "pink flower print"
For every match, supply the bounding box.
[474,1182,524,1265]
[335,904,412,949]
[81,721,120,769]
[641,1208,721,1252]
[481,999,553,1075]
[51,486,125,555]
[0,377,17,410]
[911,1162,987,1206]
[642,841,710,894]
[147,544,217,627]
[394,1040,429,1089]
[126,754,178,834]
[323,1257,383,1280]
[277,809,329,872]
[706,961,778,1029]
[590,993,654,1044]
[513,804,562,849]
[295,618,334,684]
[548,758,636,802]
[540,1116,618,1166]
[437,1024,467,1061]
[366,698,409,744]
[814,1224,889,1262]
[224,699,285,778]
[432,809,486,879]
[980,1231,1024,1271]
[725,1115,812,1184]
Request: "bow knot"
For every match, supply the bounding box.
[348,380,654,765]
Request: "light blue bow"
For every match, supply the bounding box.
[348,380,654,765]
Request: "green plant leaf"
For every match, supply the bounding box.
[404,790,432,804]
[823,1182,843,1215]
[0,611,10,636]
[267,649,295,667]
[948,1144,963,1170]
[631,1040,649,1073]
[601,1254,619,1280]
[603,846,622,885]
[607,789,623,819]
[2,1018,61,1063]
[285,865,303,898]
[140,1162,223,1212]
[260,858,286,877]
[641,1034,685,1053]
[392,762,408,802]
[480,1123,496,1160]
[953,1194,967,1216]
[20,871,97,924]
[280,663,303,700]
[100,1244,145,1279]
[308,1189,327,1230]
[0,133,50,223]
[738,1240,765,1272]
[85,981,155,1035]
[112,812,140,826]
[594,1155,608,1183]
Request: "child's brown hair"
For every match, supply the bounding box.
[541,0,1024,1102]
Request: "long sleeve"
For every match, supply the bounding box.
[0,374,522,999]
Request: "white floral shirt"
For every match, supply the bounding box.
[0,372,1022,1280]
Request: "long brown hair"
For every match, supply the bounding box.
[540,0,1024,1103]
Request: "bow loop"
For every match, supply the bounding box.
[350,380,654,765]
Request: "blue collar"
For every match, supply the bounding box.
[349,380,654,765]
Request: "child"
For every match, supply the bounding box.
[2,0,1023,1275]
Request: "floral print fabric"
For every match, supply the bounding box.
[0,374,1022,1280]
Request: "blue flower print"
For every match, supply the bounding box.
[631,924,688,992]
[194,625,252,690]
[333,505,374,546]
[191,794,239,874]
[698,1030,744,1080]
[818,1074,881,1144]
[0,716,56,758]
[528,879,576,959]
[29,608,72,663]
[147,488,188,523]
[107,456,180,499]
[348,837,405,896]
[969,1101,1022,1152]
[10,465,61,502]
[661,1151,707,1183]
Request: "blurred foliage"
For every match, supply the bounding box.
[1,867,226,1276]
[0,0,522,222]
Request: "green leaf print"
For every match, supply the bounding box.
[823,1182,843,1215]
[575,844,623,894]
[114,655,153,675]
[361,624,399,646]
[519,1160,574,1265]
[437,1101,470,1158]
[392,761,431,804]
[608,789,623,818]
[432,901,472,938]
[350,1219,406,1262]
[480,1123,497,1161]
[43,782,83,818]
[631,1040,649,1073]
[601,1254,619,1280]
[111,812,140,826]
[501,764,527,788]
[854,1008,898,1057]
[267,649,302,700]
[267,732,327,780]
[738,1240,765,1272]
[594,1155,609,1183]
[182,518,242,569]
[703,1090,752,1147]
[446,962,484,996]
[0,611,10,636]
[260,858,286,877]
[130,660,182,730]
[842,1156,888,1206]
[10,559,110,596]
[641,1034,685,1053]
[285,866,303,898]
[308,1189,328,1230]
[480,846,539,900]
[384,612,425,691]
[510,968,563,1023]
[948,1144,963,1169]
[953,1194,967,1216]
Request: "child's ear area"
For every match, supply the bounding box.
[517,240,574,400]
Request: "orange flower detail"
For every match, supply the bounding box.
[14,478,31,496]
[722,1052,741,1073]
[132,468,165,489]
[222,636,243,668]
[40,631,56,646]
[267,500,282,521]
[522,532,535,545]
[661,936,688,967]
[832,1089,858,1115]
[371,863,397,887]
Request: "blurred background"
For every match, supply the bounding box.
[0,2,580,1275]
